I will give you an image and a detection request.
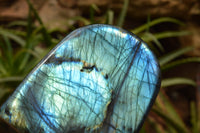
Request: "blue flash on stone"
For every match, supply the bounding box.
[0,24,161,133]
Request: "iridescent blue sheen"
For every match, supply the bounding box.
[0,24,160,133]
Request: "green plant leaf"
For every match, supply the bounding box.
[26,0,52,46]
[0,28,25,47]
[0,77,24,83]
[117,0,129,27]
[132,17,184,34]
[71,16,91,25]
[147,117,166,133]
[154,92,189,133]
[7,21,27,27]
[3,36,13,67]
[153,107,186,133]
[161,77,196,87]
[153,31,191,40]
[141,32,164,52]
[0,58,7,76]
[161,57,200,71]
[190,101,198,133]
[90,4,100,13]
[106,9,114,25]
[159,46,194,66]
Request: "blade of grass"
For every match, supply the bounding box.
[0,28,25,47]
[90,4,95,24]
[145,15,151,32]
[117,0,129,27]
[132,17,185,34]
[161,77,196,87]
[0,40,8,75]
[148,116,166,133]
[3,36,13,67]
[153,92,189,133]
[22,57,40,74]
[26,3,33,39]
[18,36,41,71]
[153,31,191,40]
[0,58,7,75]
[71,16,91,25]
[141,32,164,52]
[0,28,26,37]
[91,4,100,13]
[153,107,188,133]
[90,4,100,24]
[15,49,41,59]
[106,9,114,25]
[190,101,198,133]
[161,57,200,71]
[18,5,34,72]
[143,31,191,42]
[159,46,194,66]
[197,72,200,131]
[26,0,52,46]
[0,77,24,83]
[19,1,48,71]
[7,21,27,27]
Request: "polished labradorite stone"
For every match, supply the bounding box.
[0,24,160,133]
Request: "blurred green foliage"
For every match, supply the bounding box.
[0,0,200,132]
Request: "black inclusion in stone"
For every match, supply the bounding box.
[80,65,95,73]
[45,56,81,65]
[68,127,86,133]
[4,106,11,117]
[104,74,108,79]
[127,128,133,133]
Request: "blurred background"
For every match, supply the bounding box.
[0,0,200,132]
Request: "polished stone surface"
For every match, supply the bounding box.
[0,24,160,133]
